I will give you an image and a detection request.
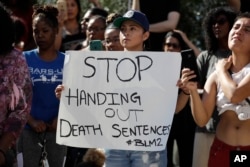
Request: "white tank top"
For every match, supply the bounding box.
[216,63,250,119]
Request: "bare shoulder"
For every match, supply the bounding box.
[206,71,218,85]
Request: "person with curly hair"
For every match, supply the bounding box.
[17,4,67,167]
[103,12,123,51]
[228,0,250,12]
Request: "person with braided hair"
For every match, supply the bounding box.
[17,4,67,167]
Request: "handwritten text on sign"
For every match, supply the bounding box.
[56,51,181,151]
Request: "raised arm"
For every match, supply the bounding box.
[174,29,201,57]
[131,0,180,32]
[89,0,102,8]
[131,0,140,10]
[216,57,250,103]
[179,68,217,126]
[149,11,180,33]
[228,0,241,12]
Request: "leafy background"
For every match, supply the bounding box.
[36,0,229,50]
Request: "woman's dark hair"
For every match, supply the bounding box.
[86,7,108,18]
[73,0,81,21]
[164,31,188,50]
[32,5,59,29]
[0,0,34,11]
[12,16,27,45]
[0,2,15,55]
[88,15,107,29]
[202,6,237,53]
[234,11,250,21]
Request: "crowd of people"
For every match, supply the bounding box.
[0,0,249,166]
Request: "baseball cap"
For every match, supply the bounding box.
[113,10,149,31]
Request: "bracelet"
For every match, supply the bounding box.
[0,149,6,162]
[182,91,190,95]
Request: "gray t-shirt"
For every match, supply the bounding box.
[196,49,231,133]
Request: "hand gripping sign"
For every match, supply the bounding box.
[56,51,181,151]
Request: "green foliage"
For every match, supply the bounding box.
[36,0,230,49]
[99,0,129,14]
[36,0,129,17]
[178,0,228,49]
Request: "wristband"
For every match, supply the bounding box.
[182,91,190,96]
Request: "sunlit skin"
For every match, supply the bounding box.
[164,36,181,52]
[104,28,123,51]
[228,18,250,55]
[119,20,149,51]
[178,17,250,147]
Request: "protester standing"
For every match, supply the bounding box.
[0,2,32,166]
[104,9,167,167]
[17,5,67,167]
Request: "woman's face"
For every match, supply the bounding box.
[212,14,231,39]
[164,36,181,52]
[66,0,79,20]
[228,17,250,53]
[80,11,92,34]
[104,28,123,51]
[32,16,57,50]
[119,20,149,51]
[86,17,106,41]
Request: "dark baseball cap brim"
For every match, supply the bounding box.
[113,17,147,31]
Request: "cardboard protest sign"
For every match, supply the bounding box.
[56,51,181,151]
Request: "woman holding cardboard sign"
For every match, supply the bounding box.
[102,9,167,167]
[55,9,167,167]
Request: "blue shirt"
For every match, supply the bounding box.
[24,49,65,126]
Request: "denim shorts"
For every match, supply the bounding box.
[105,149,167,167]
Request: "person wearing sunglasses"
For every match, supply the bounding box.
[80,15,106,50]
[163,30,200,167]
[80,7,108,41]
[192,6,237,167]
[163,30,200,56]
